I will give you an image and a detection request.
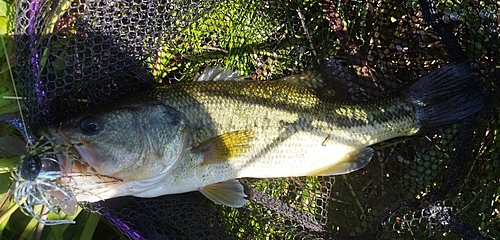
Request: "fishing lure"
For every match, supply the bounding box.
[1,114,122,225]
[8,135,123,225]
[10,140,78,225]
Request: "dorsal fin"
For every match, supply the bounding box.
[194,67,246,82]
[282,70,338,97]
[283,59,360,100]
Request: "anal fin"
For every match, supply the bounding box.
[309,147,374,176]
[199,180,247,208]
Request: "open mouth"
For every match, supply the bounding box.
[45,128,96,173]
[40,129,123,201]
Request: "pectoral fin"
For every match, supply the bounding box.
[309,147,374,176]
[192,130,254,165]
[199,180,247,208]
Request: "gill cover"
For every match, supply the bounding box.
[54,102,189,180]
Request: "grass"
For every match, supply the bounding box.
[0,0,334,238]
[0,0,498,239]
[0,0,102,239]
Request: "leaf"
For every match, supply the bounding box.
[72,211,98,240]
[0,1,13,36]
[17,215,38,240]
[48,222,65,240]
[0,137,27,157]
[0,85,19,114]
[80,213,99,240]
[0,172,11,204]
[0,23,8,58]
[0,17,7,36]
[0,0,9,17]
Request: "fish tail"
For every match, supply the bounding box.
[407,60,485,133]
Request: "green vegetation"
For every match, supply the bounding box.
[0,0,498,239]
[0,0,97,239]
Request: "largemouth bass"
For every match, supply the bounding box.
[45,61,484,208]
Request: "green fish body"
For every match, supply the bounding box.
[47,61,484,207]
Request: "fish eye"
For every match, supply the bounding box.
[20,155,41,181]
[79,115,102,135]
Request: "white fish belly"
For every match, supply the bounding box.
[231,132,359,178]
[147,132,360,198]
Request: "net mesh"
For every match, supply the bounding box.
[10,0,500,239]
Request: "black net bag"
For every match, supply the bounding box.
[1,0,498,239]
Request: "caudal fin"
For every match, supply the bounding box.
[408,60,485,133]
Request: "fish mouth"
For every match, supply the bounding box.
[46,128,97,174]
[44,128,123,202]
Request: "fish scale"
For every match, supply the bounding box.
[142,81,418,192]
[151,81,418,146]
[45,61,484,208]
